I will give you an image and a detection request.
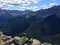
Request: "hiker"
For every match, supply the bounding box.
[14,33,29,45]
[21,33,29,45]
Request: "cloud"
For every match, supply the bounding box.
[0,0,40,6]
[40,4,49,9]
[41,2,57,9]
[26,6,40,11]
[17,6,40,11]
[49,3,56,7]
[0,0,58,11]
[0,0,40,11]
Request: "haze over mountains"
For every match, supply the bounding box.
[0,5,60,22]
[0,5,60,44]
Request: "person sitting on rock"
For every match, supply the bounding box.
[21,33,29,45]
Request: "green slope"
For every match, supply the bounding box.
[24,14,60,44]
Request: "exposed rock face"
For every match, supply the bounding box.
[32,39,41,45]
[0,32,52,45]
[14,36,23,45]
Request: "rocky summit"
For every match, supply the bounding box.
[0,31,52,45]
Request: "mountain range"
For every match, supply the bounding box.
[0,5,60,44]
[0,5,60,22]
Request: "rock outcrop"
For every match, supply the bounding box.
[0,31,52,45]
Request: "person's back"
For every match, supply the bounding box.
[22,36,28,44]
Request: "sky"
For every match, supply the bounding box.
[0,0,60,11]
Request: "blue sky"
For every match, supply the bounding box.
[0,0,60,11]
